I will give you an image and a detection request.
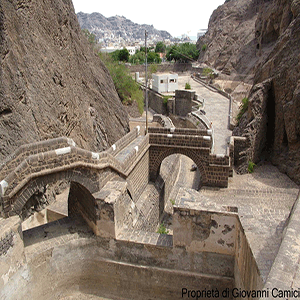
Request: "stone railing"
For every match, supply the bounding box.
[148,126,211,137]
[120,134,149,174]
[152,114,174,128]
[0,146,123,199]
[0,127,147,215]
[0,137,76,182]
[107,126,141,156]
[149,132,212,149]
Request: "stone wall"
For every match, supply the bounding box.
[146,88,168,115]
[235,217,263,292]
[128,62,194,75]
[158,154,181,214]
[0,229,235,299]
[152,114,174,128]
[127,151,149,202]
[172,198,263,293]
[0,216,25,290]
[175,90,196,117]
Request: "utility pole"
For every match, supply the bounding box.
[145,30,148,134]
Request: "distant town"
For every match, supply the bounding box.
[76,12,207,56]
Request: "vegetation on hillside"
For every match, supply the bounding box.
[82,29,144,114]
[99,53,144,114]
[236,97,249,124]
[82,29,96,45]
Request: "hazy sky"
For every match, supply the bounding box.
[72,0,225,38]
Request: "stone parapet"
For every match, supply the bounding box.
[152,114,174,128]
[148,126,211,136]
[0,137,75,182]
[149,133,212,149]
[107,126,140,156]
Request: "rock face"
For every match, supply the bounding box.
[77,12,173,45]
[0,0,129,161]
[233,0,300,184]
[196,0,260,81]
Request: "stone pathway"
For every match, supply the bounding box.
[178,75,232,155]
[134,183,160,232]
[184,162,299,283]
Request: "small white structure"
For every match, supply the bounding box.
[126,46,138,55]
[152,73,178,93]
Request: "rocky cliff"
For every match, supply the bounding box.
[77,12,173,45]
[197,0,260,81]
[233,0,300,184]
[0,0,129,161]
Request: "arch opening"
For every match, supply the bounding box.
[21,180,70,231]
[20,178,97,247]
[154,152,202,235]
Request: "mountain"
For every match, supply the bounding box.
[0,0,129,161]
[76,12,173,45]
[196,0,260,82]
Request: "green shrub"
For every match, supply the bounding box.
[163,96,171,107]
[157,223,169,234]
[203,67,214,79]
[99,53,144,114]
[170,199,175,205]
[236,97,249,124]
[248,161,256,173]
[185,82,191,89]
[202,44,207,51]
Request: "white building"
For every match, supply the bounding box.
[152,73,178,93]
[126,46,138,55]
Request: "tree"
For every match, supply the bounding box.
[128,51,145,65]
[147,52,161,64]
[110,48,130,62]
[166,43,199,63]
[119,48,130,62]
[155,41,166,53]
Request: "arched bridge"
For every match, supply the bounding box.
[148,127,230,187]
[0,126,231,231]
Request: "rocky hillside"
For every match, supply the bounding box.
[197,0,260,81]
[77,12,173,44]
[0,0,129,161]
[233,0,300,184]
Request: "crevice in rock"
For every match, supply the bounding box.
[0,108,12,117]
[262,81,276,159]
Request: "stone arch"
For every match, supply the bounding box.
[12,168,100,217]
[149,147,208,185]
[68,181,97,227]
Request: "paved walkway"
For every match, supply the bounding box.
[177,75,232,155]
[175,161,299,283]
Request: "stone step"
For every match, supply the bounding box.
[117,228,173,247]
[134,184,160,231]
